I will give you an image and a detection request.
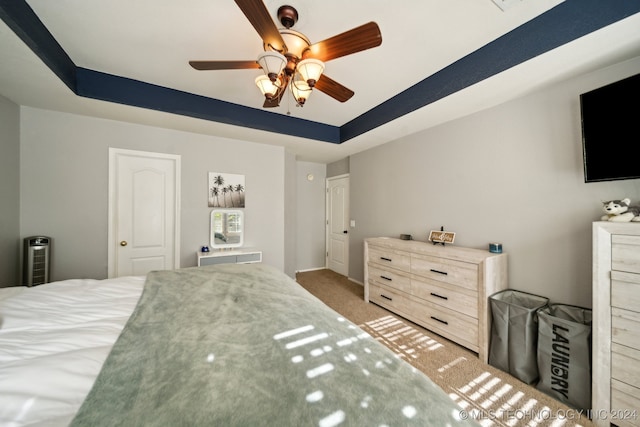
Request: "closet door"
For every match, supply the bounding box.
[108,148,181,277]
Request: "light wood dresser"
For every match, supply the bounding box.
[364,237,508,362]
[593,222,640,427]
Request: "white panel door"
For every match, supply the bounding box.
[108,148,181,277]
[326,175,349,276]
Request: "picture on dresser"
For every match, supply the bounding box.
[429,230,456,244]
[208,172,245,208]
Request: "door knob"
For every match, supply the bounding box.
[343,230,348,234]
[120,241,128,246]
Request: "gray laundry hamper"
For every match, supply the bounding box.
[488,289,549,384]
[536,304,592,411]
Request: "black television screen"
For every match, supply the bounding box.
[580,72,640,182]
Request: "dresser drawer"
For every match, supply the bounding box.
[368,246,411,273]
[409,299,479,351]
[368,265,411,293]
[611,379,640,427]
[411,278,478,318]
[411,254,478,291]
[612,271,640,313]
[611,342,640,390]
[612,307,640,351]
[612,235,640,274]
[368,283,412,316]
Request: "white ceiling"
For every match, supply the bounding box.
[1,1,640,163]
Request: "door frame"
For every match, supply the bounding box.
[325,173,350,276]
[107,148,181,278]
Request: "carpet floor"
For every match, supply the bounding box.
[296,269,595,427]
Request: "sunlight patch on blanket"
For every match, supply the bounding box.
[285,332,330,349]
[273,324,315,340]
[307,363,335,379]
[319,410,346,427]
[306,390,324,403]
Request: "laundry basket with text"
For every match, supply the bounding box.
[536,303,592,411]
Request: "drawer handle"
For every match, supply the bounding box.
[380,275,392,281]
[381,294,393,301]
[430,292,448,300]
[380,257,392,262]
[431,316,448,325]
[430,269,448,275]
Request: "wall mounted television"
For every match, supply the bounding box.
[580,72,640,182]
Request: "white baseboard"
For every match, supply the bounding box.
[295,267,326,273]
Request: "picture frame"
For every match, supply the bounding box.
[428,230,456,245]
[208,172,245,208]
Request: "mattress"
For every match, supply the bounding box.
[0,276,145,426]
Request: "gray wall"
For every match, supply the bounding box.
[349,56,640,308]
[327,158,349,178]
[284,150,297,277]
[296,161,327,271]
[19,107,287,281]
[0,95,20,286]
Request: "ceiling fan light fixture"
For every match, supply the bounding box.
[255,75,280,99]
[291,80,312,106]
[297,58,324,88]
[257,51,286,81]
[280,29,311,59]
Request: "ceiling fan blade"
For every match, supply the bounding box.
[235,0,286,52]
[189,60,260,71]
[314,74,354,103]
[303,22,382,62]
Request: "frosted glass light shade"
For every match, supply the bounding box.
[297,59,324,87]
[255,75,279,98]
[291,81,312,105]
[257,51,286,81]
[280,29,311,59]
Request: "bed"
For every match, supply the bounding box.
[0,263,477,426]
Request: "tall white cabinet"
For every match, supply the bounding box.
[592,222,640,427]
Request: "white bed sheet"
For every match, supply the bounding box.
[0,276,145,427]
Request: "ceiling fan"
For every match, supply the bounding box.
[189,0,382,108]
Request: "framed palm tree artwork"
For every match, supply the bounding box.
[208,172,245,208]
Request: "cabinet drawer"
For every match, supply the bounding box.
[368,283,411,315]
[237,252,261,263]
[612,307,640,351]
[200,254,236,265]
[612,271,640,313]
[611,379,640,427]
[612,235,640,274]
[411,278,478,318]
[368,265,411,293]
[409,299,478,351]
[611,342,640,390]
[368,247,411,272]
[411,254,478,291]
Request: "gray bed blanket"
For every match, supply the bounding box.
[71,263,477,426]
